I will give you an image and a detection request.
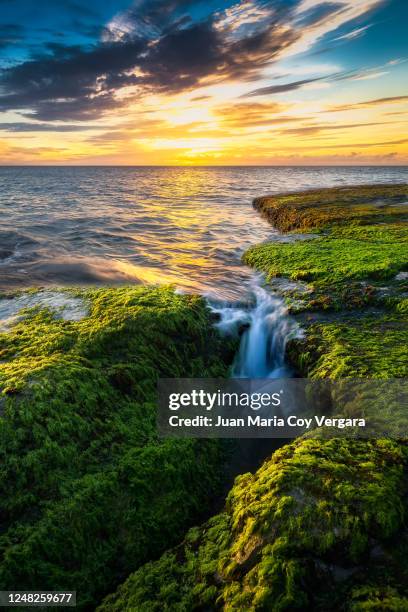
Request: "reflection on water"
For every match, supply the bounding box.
[0,166,407,300]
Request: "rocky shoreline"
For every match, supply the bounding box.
[99,184,408,610]
[0,184,407,610]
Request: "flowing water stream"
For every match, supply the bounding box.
[209,278,302,379]
[209,278,303,495]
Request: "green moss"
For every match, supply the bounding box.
[287,314,408,379]
[98,439,408,611]
[0,286,236,609]
[245,224,408,284]
[247,184,408,428]
[243,223,408,312]
[350,586,408,611]
[253,184,408,233]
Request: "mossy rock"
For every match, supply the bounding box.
[286,314,408,379]
[253,185,408,233]
[98,438,408,611]
[244,185,408,380]
[244,223,408,312]
[0,286,236,609]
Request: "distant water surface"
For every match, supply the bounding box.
[1,166,407,300]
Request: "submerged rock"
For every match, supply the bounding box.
[0,289,88,331]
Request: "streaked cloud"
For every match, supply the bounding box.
[0,122,101,132]
[281,121,391,136]
[328,95,408,112]
[0,0,389,121]
[333,24,372,41]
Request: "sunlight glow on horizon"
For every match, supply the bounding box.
[0,0,406,165]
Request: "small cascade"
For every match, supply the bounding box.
[210,280,301,378]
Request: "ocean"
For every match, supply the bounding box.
[1,165,407,300]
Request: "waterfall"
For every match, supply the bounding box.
[209,280,301,379]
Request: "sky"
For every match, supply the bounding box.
[0,0,406,165]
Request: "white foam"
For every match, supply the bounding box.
[209,278,303,378]
[0,290,88,331]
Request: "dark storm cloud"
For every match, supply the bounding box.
[0,38,146,120]
[0,0,347,121]
[0,22,297,119]
[0,22,225,119]
[140,21,222,90]
[116,0,199,34]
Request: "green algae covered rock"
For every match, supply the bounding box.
[244,224,408,292]
[252,184,408,233]
[247,185,408,313]
[0,286,236,608]
[100,185,408,611]
[98,438,408,611]
[244,186,408,383]
[287,313,408,379]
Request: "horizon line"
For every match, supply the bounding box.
[0,164,408,168]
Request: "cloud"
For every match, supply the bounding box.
[388,58,407,66]
[137,22,223,90]
[0,4,301,120]
[0,0,389,122]
[296,2,345,27]
[214,0,276,37]
[0,39,146,120]
[333,24,372,41]
[281,120,391,135]
[243,76,325,97]
[346,70,388,81]
[288,0,383,58]
[310,137,408,149]
[326,64,392,83]
[84,100,307,147]
[190,95,212,101]
[0,122,101,132]
[244,61,395,98]
[328,95,408,111]
[214,101,306,128]
[104,0,200,40]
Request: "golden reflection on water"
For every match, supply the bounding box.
[7,166,400,298]
[112,167,259,298]
[112,260,203,292]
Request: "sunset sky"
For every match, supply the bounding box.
[0,0,407,165]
